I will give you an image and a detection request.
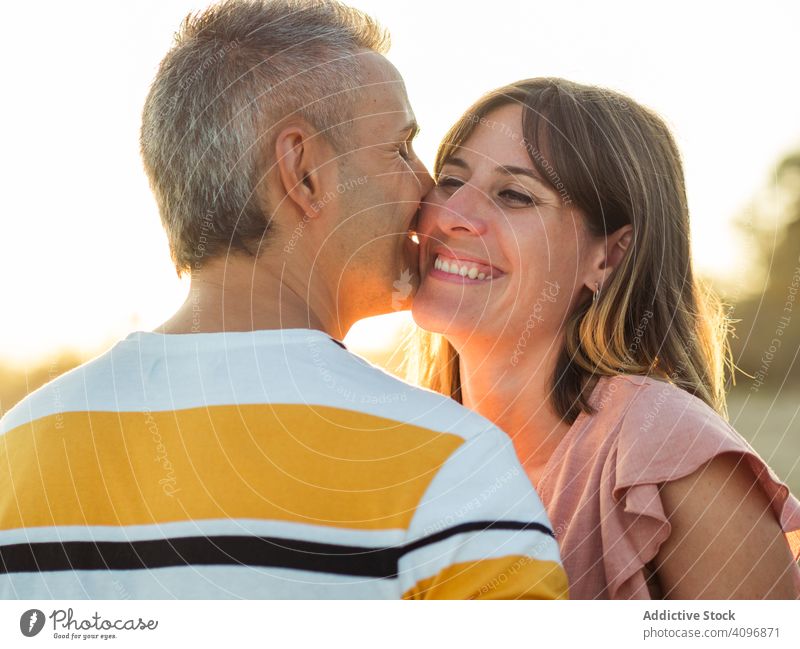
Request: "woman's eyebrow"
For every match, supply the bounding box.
[497,164,540,181]
[441,160,550,189]
[441,156,469,170]
[497,164,551,189]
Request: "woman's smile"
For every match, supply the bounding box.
[427,248,506,284]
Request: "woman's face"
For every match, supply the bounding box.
[412,103,597,349]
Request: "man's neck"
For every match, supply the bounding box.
[155,255,350,339]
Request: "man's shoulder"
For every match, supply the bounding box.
[330,347,499,442]
[0,331,502,446]
[0,350,115,435]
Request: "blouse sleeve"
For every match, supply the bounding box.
[602,380,800,599]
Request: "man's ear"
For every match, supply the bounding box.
[273,123,334,219]
[585,224,633,291]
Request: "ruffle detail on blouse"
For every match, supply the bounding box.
[602,376,800,599]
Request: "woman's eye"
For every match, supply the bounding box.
[437,176,464,190]
[498,189,535,205]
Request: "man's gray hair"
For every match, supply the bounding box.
[141,0,390,275]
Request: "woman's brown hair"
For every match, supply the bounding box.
[407,78,732,422]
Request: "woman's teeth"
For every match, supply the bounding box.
[433,255,492,281]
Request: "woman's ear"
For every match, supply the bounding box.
[584,224,633,292]
[604,224,633,273]
[273,123,332,219]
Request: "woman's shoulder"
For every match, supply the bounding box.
[592,374,760,490]
[594,374,800,587]
[596,372,729,428]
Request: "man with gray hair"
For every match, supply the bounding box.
[0,0,566,599]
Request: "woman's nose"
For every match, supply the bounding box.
[423,183,490,237]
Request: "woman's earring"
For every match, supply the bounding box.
[592,282,600,303]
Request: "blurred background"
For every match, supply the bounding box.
[1,1,798,492]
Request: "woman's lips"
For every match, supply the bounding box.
[429,251,505,283]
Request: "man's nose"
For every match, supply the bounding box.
[415,161,435,196]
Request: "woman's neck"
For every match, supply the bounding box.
[457,336,572,484]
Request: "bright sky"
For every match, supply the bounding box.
[2,0,799,364]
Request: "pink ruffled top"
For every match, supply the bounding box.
[526,374,800,599]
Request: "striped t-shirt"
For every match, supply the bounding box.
[0,329,566,599]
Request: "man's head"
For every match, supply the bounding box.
[141,0,431,330]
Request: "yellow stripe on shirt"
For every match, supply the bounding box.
[402,556,569,600]
[0,404,463,531]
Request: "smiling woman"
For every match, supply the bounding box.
[408,77,800,599]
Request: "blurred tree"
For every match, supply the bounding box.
[727,150,800,390]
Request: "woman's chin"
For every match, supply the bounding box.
[412,282,493,337]
[411,304,445,335]
[411,303,473,339]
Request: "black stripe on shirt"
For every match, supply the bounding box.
[0,520,553,578]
